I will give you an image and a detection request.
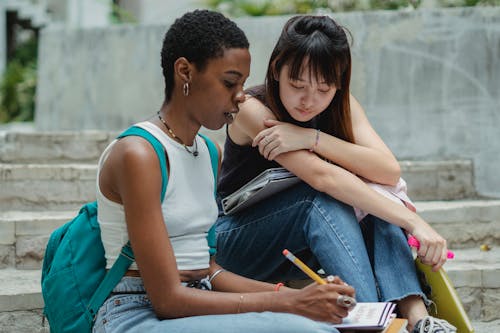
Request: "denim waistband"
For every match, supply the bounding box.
[112,276,212,294]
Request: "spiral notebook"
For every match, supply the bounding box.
[333,302,396,331]
[221,167,300,215]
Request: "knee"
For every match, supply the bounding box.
[309,192,357,222]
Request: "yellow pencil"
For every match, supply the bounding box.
[283,249,357,309]
[282,249,326,285]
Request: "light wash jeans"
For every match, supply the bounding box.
[93,277,339,333]
[216,182,426,303]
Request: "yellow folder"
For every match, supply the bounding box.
[415,258,475,333]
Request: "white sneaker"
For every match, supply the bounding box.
[412,316,457,333]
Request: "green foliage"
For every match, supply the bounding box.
[438,0,500,6]
[0,37,37,123]
[110,2,137,24]
[206,0,496,15]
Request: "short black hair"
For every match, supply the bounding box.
[161,10,249,102]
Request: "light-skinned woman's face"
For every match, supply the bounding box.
[190,48,250,130]
[278,63,337,122]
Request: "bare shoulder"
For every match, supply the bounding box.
[349,94,366,116]
[112,136,160,168]
[102,136,163,198]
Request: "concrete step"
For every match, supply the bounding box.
[445,247,500,323]
[2,198,499,269]
[0,128,477,198]
[416,199,500,248]
[0,159,475,210]
[400,159,475,200]
[1,130,475,199]
[0,210,73,269]
[0,269,45,333]
[0,130,116,164]
[0,163,96,211]
[0,247,498,332]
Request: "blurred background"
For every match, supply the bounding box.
[0,0,499,197]
[1,0,498,124]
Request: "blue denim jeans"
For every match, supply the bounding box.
[93,277,339,333]
[216,182,426,303]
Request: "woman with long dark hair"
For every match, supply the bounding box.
[216,15,456,333]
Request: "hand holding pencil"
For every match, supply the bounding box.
[283,249,357,309]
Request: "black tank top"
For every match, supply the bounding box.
[217,85,280,198]
[217,129,280,198]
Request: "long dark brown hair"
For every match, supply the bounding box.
[264,15,354,143]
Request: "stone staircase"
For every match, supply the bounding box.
[1,129,499,332]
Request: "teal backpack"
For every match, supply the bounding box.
[41,126,219,333]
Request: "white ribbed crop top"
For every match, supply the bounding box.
[96,121,218,270]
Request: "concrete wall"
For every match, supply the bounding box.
[34,8,500,197]
[119,0,207,25]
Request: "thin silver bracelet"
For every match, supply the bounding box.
[310,128,320,152]
[208,268,226,283]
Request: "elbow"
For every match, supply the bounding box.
[375,158,401,186]
[385,162,401,186]
[152,301,179,320]
[150,288,189,319]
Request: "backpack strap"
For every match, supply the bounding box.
[86,242,135,320]
[116,126,169,201]
[87,126,168,320]
[198,133,219,256]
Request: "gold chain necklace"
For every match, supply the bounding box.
[157,111,198,157]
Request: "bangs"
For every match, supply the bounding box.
[286,31,349,89]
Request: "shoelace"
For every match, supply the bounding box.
[415,316,457,333]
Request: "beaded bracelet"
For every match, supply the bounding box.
[310,129,320,152]
[274,282,285,292]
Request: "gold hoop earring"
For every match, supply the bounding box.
[183,82,190,96]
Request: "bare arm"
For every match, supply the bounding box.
[101,136,355,322]
[316,95,400,185]
[209,258,282,293]
[233,98,448,271]
[252,95,401,185]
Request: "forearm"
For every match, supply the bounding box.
[314,132,401,186]
[318,165,417,232]
[211,269,277,293]
[155,286,286,319]
[278,152,417,232]
[209,260,286,293]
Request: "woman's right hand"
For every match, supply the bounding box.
[284,281,356,324]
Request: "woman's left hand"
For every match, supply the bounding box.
[409,217,449,272]
[253,119,316,160]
